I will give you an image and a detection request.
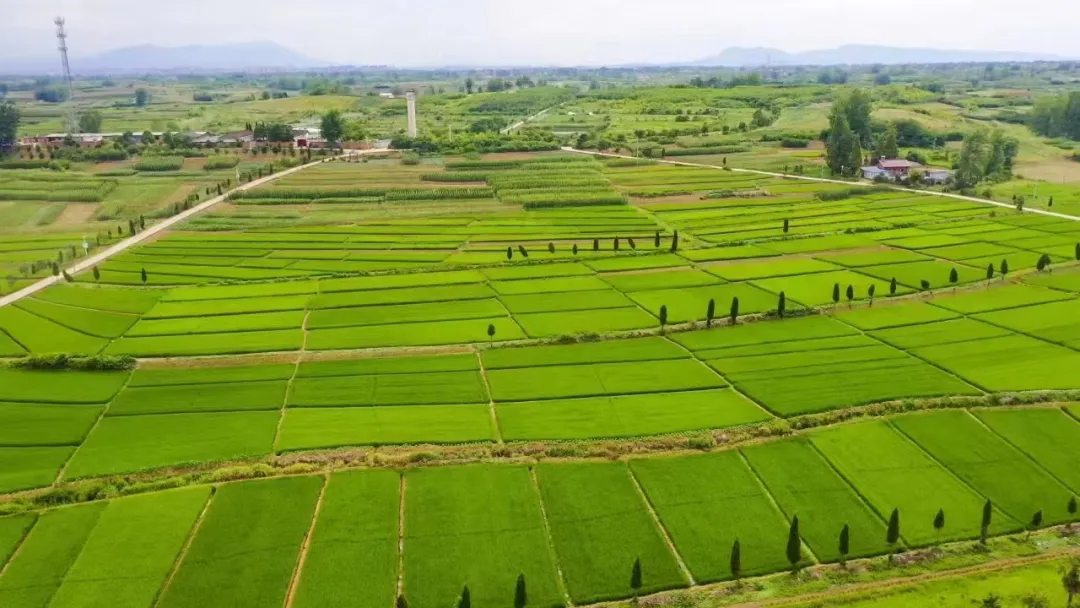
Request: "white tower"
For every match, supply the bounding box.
[405,90,417,137]
[55,17,78,134]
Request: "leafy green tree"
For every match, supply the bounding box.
[826,109,855,176]
[832,283,840,306]
[934,508,945,536]
[630,558,642,595]
[777,291,786,319]
[786,516,802,570]
[78,109,103,133]
[949,268,959,284]
[593,238,599,252]
[886,508,901,548]
[890,277,897,295]
[134,88,150,107]
[955,129,988,189]
[321,110,346,146]
[843,89,874,146]
[396,595,408,608]
[670,230,679,253]
[986,263,994,280]
[1064,560,1080,607]
[845,284,854,303]
[141,268,148,284]
[1075,243,1080,261]
[487,324,495,343]
[506,246,512,260]
[1069,496,1078,520]
[978,594,1004,608]
[868,284,876,305]
[92,266,100,281]
[981,499,993,544]
[920,279,931,291]
[514,573,527,608]
[730,539,742,581]
[654,231,660,248]
[465,78,474,94]
[659,305,668,331]
[628,237,636,250]
[730,297,739,325]
[838,524,850,566]
[1029,510,1044,539]
[0,100,18,148]
[613,237,620,251]
[457,585,470,608]
[783,218,789,233]
[875,124,900,160]
[1000,259,1009,277]
[548,242,555,254]
[706,298,715,328]
[572,244,578,255]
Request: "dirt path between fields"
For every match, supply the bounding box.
[0,149,388,309]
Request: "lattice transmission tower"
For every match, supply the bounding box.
[55,17,79,134]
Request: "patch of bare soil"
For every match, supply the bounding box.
[51,203,99,227]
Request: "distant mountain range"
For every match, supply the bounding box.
[3,42,327,75]
[689,45,1069,67]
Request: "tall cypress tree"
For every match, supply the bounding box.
[670,230,679,253]
[730,297,739,325]
[777,291,786,319]
[832,283,840,305]
[838,524,850,566]
[981,499,993,544]
[514,574,527,608]
[786,516,802,569]
[458,586,471,608]
[886,508,901,548]
[706,298,715,328]
[934,508,946,536]
[730,539,742,581]
[630,558,642,594]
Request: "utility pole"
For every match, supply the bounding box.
[55,17,78,134]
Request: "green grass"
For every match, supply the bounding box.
[513,307,658,337]
[0,369,129,404]
[163,280,318,302]
[627,283,779,323]
[0,404,102,446]
[64,411,279,478]
[33,285,162,314]
[490,275,612,295]
[487,358,725,401]
[835,301,960,330]
[742,438,891,561]
[892,410,1075,525]
[972,407,1080,495]
[127,363,295,387]
[144,295,313,318]
[497,389,769,440]
[809,420,1020,545]
[277,405,495,449]
[106,329,304,357]
[869,318,1011,349]
[931,284,1073,314]
[536,461,686,603]
[108,381,287,415]
[0,515,35,569]
[599,268,722,292]
[307,317,524,350]
[403,464,563,608]
[0,447,74,494]
[910,334,1080,391]
[15,299,138,339]
[160,476,322,608]
[48,488,211,608]
[855,260,986,290]
[296,353,477,377]
[630,451,794,582]
[292,470,400,608]
[480,262,594,281]
[482,336,687,369]
[125,311,305,336]
[973,298,1080,349]
[320,269,486,293]
[309,284,494,310]
[307,298,507,329]
[0,503,105,608]
[584,253,688,273]
[0,306,108,355]
[814,249,931,268]
[751,270,903,307]
[0,330,26,357]
[677,244,778,263]
[672,315,858,352]
[288,370,487,407]
[499,289,634,314]
[707,258,842,281]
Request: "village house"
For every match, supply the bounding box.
[862,158,952,184]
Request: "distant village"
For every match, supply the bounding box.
[18,126,373,150]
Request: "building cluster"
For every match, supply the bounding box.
[16,126,374,150]
[861,159,952,184]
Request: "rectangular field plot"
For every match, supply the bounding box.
[584,253,688,273]
[128,363,295,387]
[307,317,524,350]
[0,306,108,355]
[599,268,721,292]
[810,420,1018,545]
[403,464,563,608]
[307,298,508,329]
[513,307,658,337]
[482,336,686,369]
[751,270,903,307]
[292,470,400,608]
[870,318,1011,349]
[628,283,778,323]
[162,280,319,302]
[480,262,593,281]
[972,408,1080,495]
[159,477,322,608]
[33,285,163,314]
[15,298,138,339]
[974,299,1080,349]
[678,244,778,263]
[742,439,890,561]
[630,451,793,582]
[487,359,724,402]
[892,410,1074,525]
[0,446,74,494]
[537,462,686,602]
[855,260,986,290]
[910,334,1080,391]
[0,502,105,607]
[932,284,1073,314]
[297,353,477,378]
[48,488,211,608]
[497,389,769,441]
[64,411,279,478]
[288,370,487,407]
[0,515,34,569]
[707,258,842,281]
[106,329,304,357]
[672,315,858,353]
[277,405,495,450]
[144,295,313,318]
[0,331,25,357]
[814,248,931,268]
[0,369,129,404]
[0,403,102,446]
[309,284,495,310]
[836,301,960,330]
[499,289,634,314]
[490,275,612,295]
[125,310,305,336]
[108,381,288,416]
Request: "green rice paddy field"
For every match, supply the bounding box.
[4,152,1080,606]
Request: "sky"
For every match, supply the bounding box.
[2,0,1078,66]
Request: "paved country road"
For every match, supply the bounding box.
[0,149,388,309]
[563,147,1080,222]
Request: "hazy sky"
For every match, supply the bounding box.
[2,0,1077,66]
